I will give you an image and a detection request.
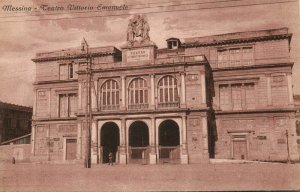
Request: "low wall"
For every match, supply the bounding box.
[0,144,31,163]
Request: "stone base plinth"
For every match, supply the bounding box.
[149,153,157,164]
[91,154,98,164]
[180,154,189,164]
[119,153,127,164]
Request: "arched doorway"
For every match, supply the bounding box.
[129,121,149,163]
[101,122,120,164]
[158,120,180,163]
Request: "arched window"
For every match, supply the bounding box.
[158,76,179,108]
[101,80,119,110]
[128,78,148,109]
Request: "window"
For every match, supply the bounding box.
[244,83,255,109]
[220,85,231,110]
[59,93,77,117]
[128,78,148,109]
[59,63,77,80]
[217,46,253,67]
[167,40,178,49]
[69,63,74,79]
[4,115,12,129]
[101,80,119,110]
[158,76,179,108]
[296,120,300,136]
[232,84,242,110]
[219,83,255,111]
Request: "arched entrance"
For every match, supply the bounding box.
[101,122,120,164]
[128,121,149,163]
[158,120,180,163]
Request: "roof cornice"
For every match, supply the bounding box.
[182,34,292,48]
[32,51,115,62]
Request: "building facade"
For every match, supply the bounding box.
[294,95,300,156]
[31,15,299,164]
[0,101,32,144]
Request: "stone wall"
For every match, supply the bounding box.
[33,122,77,162]
[215,114,299,161]
[0,144,31,163]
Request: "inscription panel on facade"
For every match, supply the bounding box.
[126,49,150,62]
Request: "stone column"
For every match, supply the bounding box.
[150,75,155,109]
[91,80,98,111]
[48,89,51,118]
[180,73,186,107]
[181,116,188,164]
[33,89,37,118]
[77,122,82,160]
[121,76,126,110]
[202,116,209,155]
[267,74,272,106]
[119,118,127,164]
[155,119,160,160]
[287,73,294,104]
[46,125,50,161]
[91,121,98,164]
[149,117,157,164]
[201,72,206,104]
[288,117,300,161]
[78,82,82,110]
[31,125,36,155]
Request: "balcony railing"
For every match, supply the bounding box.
[128,103,149,110]
[157,102,179,109]
[158,146,180,164]
[128,146,150,164]
[101,105,120,111]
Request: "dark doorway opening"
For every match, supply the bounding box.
[66,138,77,160]
[129,121,149,147]
[101,122,120,163]
[159,120,180,146]
[129,121,149,161]
[158,120,180,162]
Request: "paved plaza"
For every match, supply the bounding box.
[0,162,300,191]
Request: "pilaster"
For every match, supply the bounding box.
[180,72,186,108]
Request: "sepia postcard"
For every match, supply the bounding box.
[0,0,300,191]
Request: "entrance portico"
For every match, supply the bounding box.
[92,115,189,165]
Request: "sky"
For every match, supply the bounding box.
[0,0,299,107]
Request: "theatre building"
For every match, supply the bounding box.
[31,15,299,164]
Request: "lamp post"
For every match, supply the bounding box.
[286,129,291,163]
[82,38,92,168]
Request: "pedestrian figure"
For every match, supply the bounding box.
[12,157,15,164]
[108,152,113,166]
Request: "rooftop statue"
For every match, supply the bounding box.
[126,14,150,46]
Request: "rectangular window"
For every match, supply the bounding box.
[4,117,12,129]
[60,63,76,80]
[229,48,241,66]
[217,46,253,67]
[59,93,78,118]
[220,85,231,110]
[59,64,68,80]
[242,47,253,65]
[245,83,255,109]
[232,84,242,110]
[69,63,74,79]
[69,94,77,117]
[59,94,68,117]
[219,83,256,111]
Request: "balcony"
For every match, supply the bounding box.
[101,105,120,111]
[157,102,179,109]
[128,104,149,110]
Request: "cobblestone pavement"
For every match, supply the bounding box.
[0,162,299,191]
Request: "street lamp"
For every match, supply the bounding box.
[82,38,92,168]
